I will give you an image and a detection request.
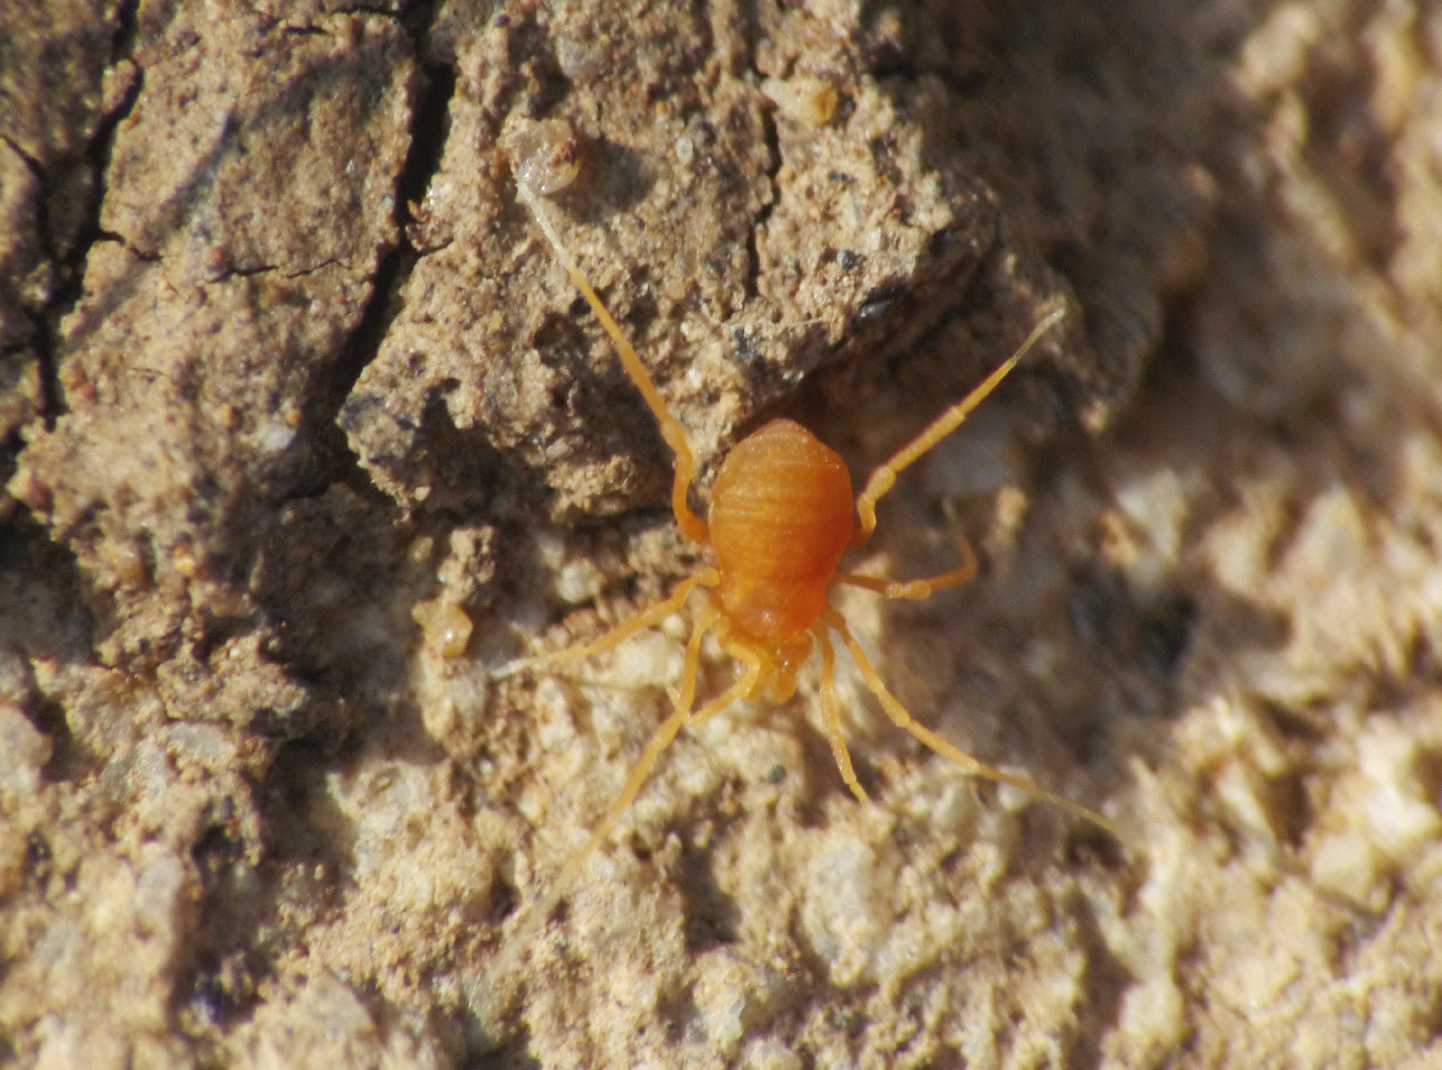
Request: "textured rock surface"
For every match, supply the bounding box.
[2,1,1440,1067]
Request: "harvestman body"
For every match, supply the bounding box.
[498,170,1114,923]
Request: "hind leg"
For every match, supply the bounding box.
[493,605,740,972]
[495,568,719,679]
[553,605,721,889]
[815,626,868,803]
[822,609,1114,835]
[836,531,978,602]
[852,306,1066,547]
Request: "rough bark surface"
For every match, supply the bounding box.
[2,1,1440,1067]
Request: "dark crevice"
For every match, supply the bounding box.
[96,229,140,252]
[300,6,454,515]
[739,7,781,310]
[333,4,407,17]
[290,256,338,278]
[0,133,42,174]
[469,1032,543,1070]
[27,690,84,785]
[319,22,454,429]
[112,0,141,57]
[28,0,144,431]
[863,224,998,381]
[0,514,94,781]
[223,262,281,280]
[1,143,53,460]
[743,111,781,308]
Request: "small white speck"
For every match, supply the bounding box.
[257,420,296,453]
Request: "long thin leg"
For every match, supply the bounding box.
[853,305,1067,548]
[815,626,868,802]
[671,604,717,723]
[823,609,1115,835]
[493,568,719,679]
[556,614,762,891]
[516,179,709,544]
[836,532,979,602]
[494,606,725,971]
